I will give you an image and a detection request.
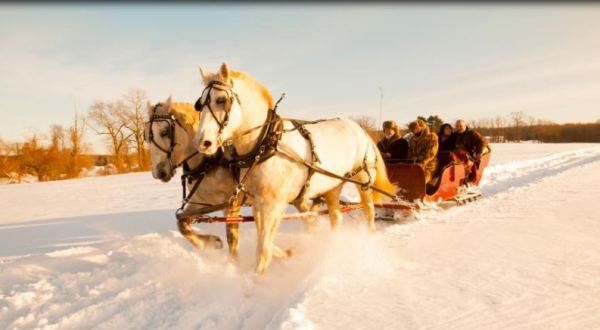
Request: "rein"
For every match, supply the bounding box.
[177,151,233,216]
[190,80,396,219]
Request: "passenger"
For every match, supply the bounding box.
[377,120,401,159]
[407,119,439,183]
[437,123,456,152]
[388,136,410,160]
[436,123,458,170]
[453,119,489,183]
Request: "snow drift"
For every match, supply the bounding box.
[1,143,600,329]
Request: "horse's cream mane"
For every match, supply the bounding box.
[207,69,275,109]
[170,102,199,130]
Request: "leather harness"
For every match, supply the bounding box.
[187,80,395,218]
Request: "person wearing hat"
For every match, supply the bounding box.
[407,119,439,183]
[453,119,488,183]
[377,120,401,159]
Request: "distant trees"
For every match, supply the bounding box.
[1,116,92,182]
[66,112,87,178]
[120,89,149,170]
[1,87,153,184]
[0,138,22,182]
[88,101,132,172]
[471,112,600,142]
[19,133,57,182]
[87,89,151,173]
[425,115,443,133]
[350,115,379,133]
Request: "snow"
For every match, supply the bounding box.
[1,143,600,329]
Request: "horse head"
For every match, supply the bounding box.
[145,97,199,182]
[193,62,273,156]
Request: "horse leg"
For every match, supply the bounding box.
[224,205,241,259]
[293,198,319,233]
[323,185,344,230]
[354,172,376,232]
[177,218,223,251]
[254,199,286,274]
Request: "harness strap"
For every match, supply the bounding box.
[290,120,320,204]
[275,142,396,199]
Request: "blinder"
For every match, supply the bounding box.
[147,103,182,163]
[194,80,241,138]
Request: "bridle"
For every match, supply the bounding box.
[194,80,241,145]
[146,103,190,171]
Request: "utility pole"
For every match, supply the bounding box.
[378,86,384,129]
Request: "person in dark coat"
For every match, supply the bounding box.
[437,123,456,152]
[377,120,401,159]
[436,123,458,170]
[453,119,489,183]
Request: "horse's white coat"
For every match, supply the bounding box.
[145,99,239,254]
[145,98,311,258]
[194,63,395,273]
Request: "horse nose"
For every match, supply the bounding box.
[203,140,212,148]
[158,169,167,179]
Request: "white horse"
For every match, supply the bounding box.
[145,98,234,253]
[193,63,396,274]
[145,97,316,258]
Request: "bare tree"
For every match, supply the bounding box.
[67,112,87,178]
[0,138,14,179]
[88,101,132,172]
[20,134,53,181]
[47,125,67,179]
[119,89,149,170]
[510,111,527,128]
[50,125,66,150]
[494,115,505,129]
[350,115,379,132]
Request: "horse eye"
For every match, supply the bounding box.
[216,97,226,105]
[160,128,170,138]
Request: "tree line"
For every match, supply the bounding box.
[0,88,152,183]
[470,112,600,143]
[351,112,600,143]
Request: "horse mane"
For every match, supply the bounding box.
[206,69,275,109]
[231,71,274,109]
[169,102,199,132]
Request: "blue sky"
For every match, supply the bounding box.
[1,4,600,152]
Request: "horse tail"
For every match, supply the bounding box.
[369,139,397,202]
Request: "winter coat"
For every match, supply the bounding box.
[408,126,439,183]
[454,128,488,160]
[438,134,456,153]
[377,135,400,157]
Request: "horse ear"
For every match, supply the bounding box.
[199,66,209,84]
[164,95,172,109]
[147,101,154,115]
[219,62,230,82]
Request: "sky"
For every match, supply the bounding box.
[1,3,600,152]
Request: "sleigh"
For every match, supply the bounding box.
[374,150,491,220]
[177,151,491,224]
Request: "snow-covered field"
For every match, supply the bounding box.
[1,143,600,329]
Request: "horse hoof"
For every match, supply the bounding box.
[228,253,240,263]
[209,236,223,249]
